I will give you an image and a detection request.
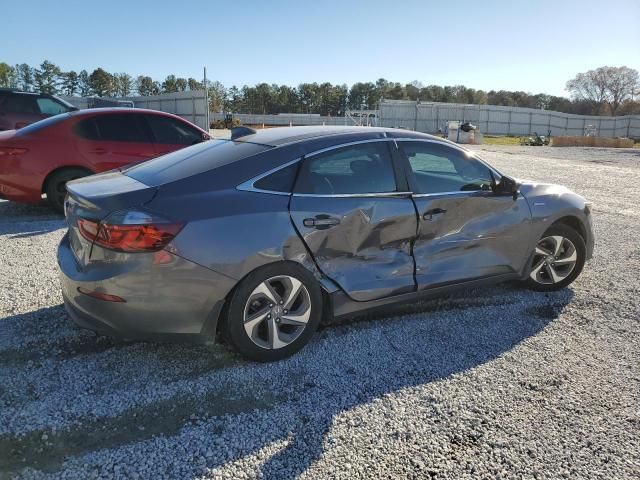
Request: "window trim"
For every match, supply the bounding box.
[235,137,501,198]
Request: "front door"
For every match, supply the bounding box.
[289,140,417,302]
[396,140,532,289]
[142,114,205,156]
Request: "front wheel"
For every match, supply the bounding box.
[224,263,323,362]
[524,224,586,292]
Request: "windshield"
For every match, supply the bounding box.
[53,95,78,110]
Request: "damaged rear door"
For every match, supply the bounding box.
[289,140,417,302]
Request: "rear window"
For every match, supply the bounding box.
[124,140,271,186]
[15,113,71,135]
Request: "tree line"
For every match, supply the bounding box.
[1,61,638,117]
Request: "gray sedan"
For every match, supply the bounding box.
[57,126,594,361]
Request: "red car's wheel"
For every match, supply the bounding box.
[45,168,92,213]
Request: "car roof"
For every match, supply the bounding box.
[66,108,207,131]
[68,107,177,117]
[0,89,54,97]
[233,125,445,147]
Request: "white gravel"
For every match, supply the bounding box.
[1,145,639,479]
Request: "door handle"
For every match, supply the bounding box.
[303,217,341,228]
[423,208,447,221]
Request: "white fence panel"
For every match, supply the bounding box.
[61,91,209,130]
[379,100,640,138]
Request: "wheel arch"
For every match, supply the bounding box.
[214,259,336,338]
[41,165,94,193]
[551,215,587,242]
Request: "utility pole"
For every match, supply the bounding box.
[203,67,209,131]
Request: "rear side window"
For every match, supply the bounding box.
[295,142,397,195]
[145,115,202,145]
[74,118,99,140]
[254,162,299,193]
[37,97,70,115]
[2,94,38,114]
[124,140,270,186]
[93,114,150,142]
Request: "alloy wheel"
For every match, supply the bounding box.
[243,275,311,350]
[529,235,578,285]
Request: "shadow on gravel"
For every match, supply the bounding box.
[1,286,575,477]
[256,287,576,479]
[0,200,60,219]
[0,200,64,237]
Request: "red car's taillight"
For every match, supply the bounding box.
[0,147,29,156]
[77,210,184,253]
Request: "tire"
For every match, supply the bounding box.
[524,223,586,292]
[45,168,91,213]
[224,262,323,362]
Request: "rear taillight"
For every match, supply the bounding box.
[77,210,184,253]
[0,147,29,156]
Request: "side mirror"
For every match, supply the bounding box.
[493,175,520,200]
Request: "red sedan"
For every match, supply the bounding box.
[0,108,210,211]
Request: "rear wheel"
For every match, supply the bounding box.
[45,168,91,213]
[224,263,323,362]
[525,224,586,292]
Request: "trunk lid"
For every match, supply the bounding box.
[65,171,156,265]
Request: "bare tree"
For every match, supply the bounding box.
[606,66,639,114]
[566,66,639,115]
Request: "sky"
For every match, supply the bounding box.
[2,0,639,97]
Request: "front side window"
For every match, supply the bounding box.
[401,142,494,194]
[36,97,70,115]
[145,115,203,145]
[295,142,397,195]
[93,114,150,143]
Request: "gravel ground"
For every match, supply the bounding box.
[1,145,639,479]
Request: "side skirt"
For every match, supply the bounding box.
[329,273,521,320]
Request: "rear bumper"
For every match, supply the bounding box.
[57,232,235,343]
